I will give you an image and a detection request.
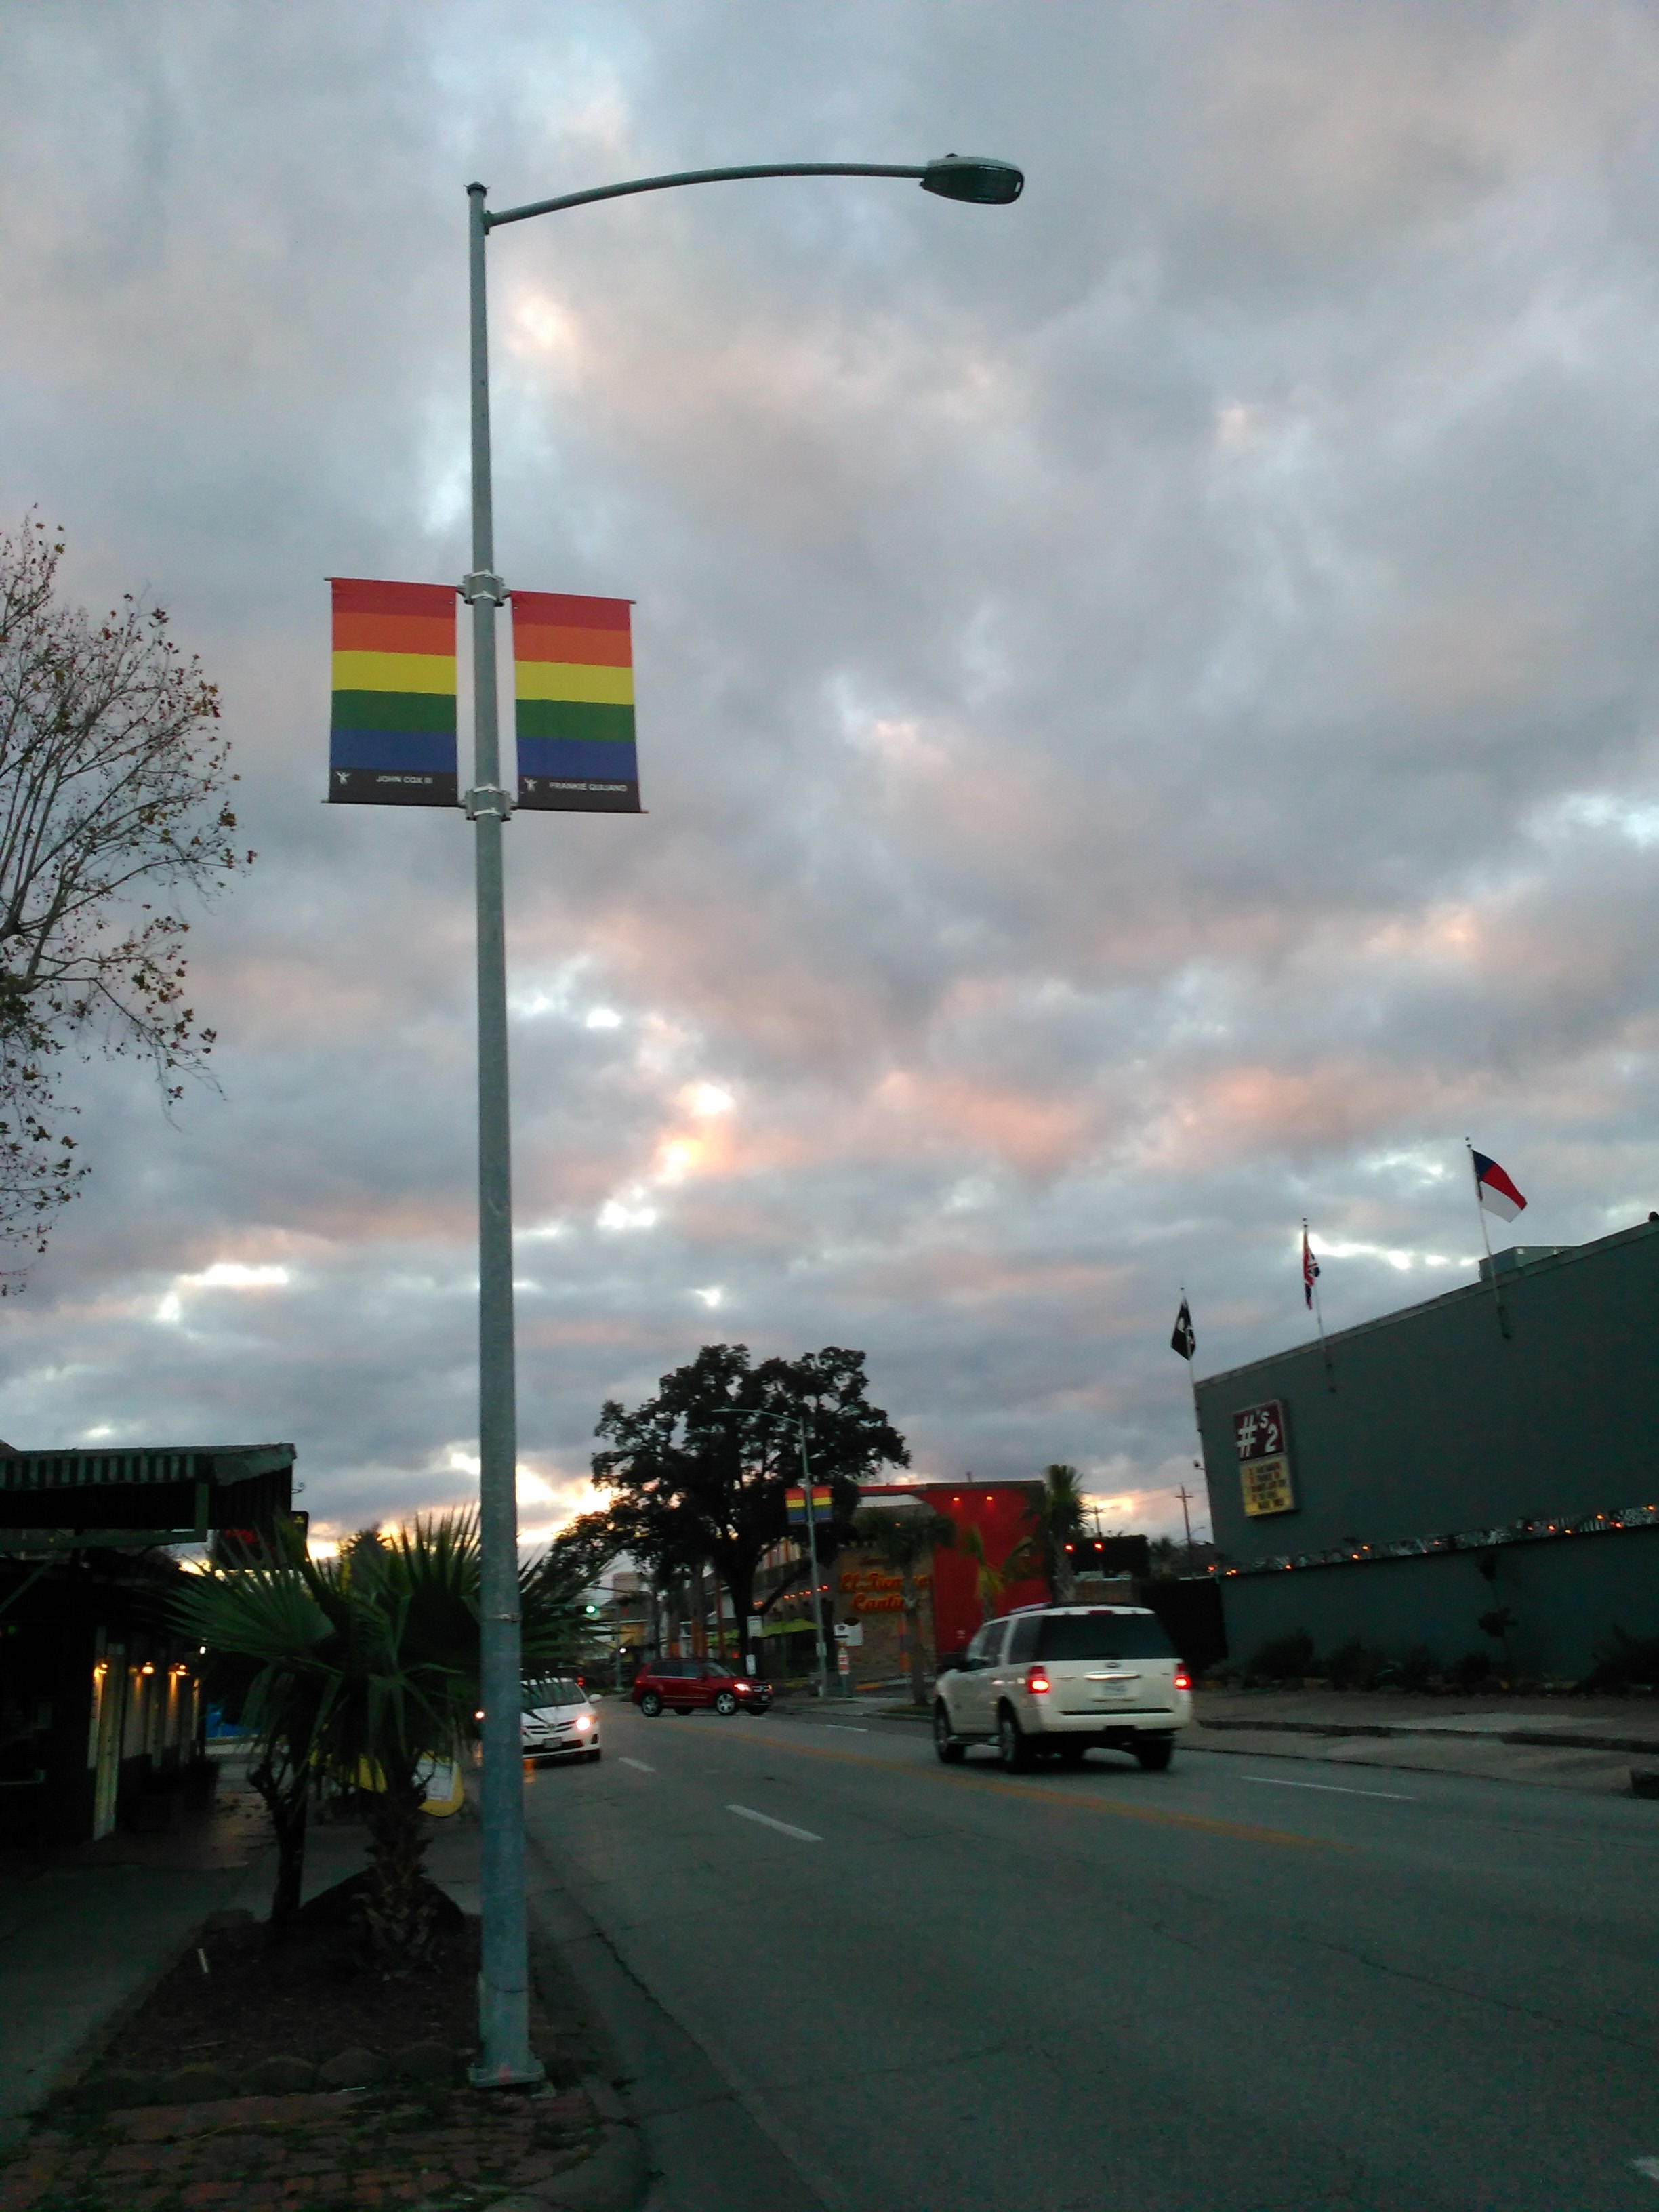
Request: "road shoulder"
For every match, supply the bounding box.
[526,1825,831,2212]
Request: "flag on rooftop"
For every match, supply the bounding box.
[327,578,457,807]
[1170,1296,1195,1361]
[1472,1149,1527,1222]
[1302,1225,1321,1311]
[512,590,640,813]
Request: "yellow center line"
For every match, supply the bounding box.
[670,1724,1347,1853]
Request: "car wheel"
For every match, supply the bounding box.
[1055,1741,1088,1767]
[714,1690,738,1715]
[1135,1735,1174,1771]
[998,1705,1034,1772]
[639,1691,663,1717]
[933,1702,964,1764]
[586,1746,602,1763]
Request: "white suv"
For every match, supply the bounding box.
[933,1605,1191,1771]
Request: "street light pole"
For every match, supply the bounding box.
[457,148,1023,2090]
[465,182,536,2091]
[794,1414,830,1701]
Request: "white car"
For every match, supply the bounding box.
[933,1605,1192,1771]
[521,1677,602,1763]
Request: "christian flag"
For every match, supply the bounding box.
[327,579,457,806]
[512,591,640,813]
[1473,1149,1527,1222]
[786,1484,833,1526]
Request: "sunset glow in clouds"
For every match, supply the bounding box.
[1,4,1658,1547]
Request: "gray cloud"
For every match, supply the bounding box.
[1,1,1656,1545]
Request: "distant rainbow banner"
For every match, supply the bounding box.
[327,579,457,807]
[512,592,640,813]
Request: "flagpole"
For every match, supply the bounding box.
[1305,1221,1336,1391]
[1174,1289,1208,1565]
[1467,1139,1512,1340]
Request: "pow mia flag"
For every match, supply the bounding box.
[1170,1296,1196,1361]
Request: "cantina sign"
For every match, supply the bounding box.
[840,1568,932,1615]
[1233,1400,1297,1519]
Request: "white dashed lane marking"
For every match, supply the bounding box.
[726,1803,822,1843]
[619,1757,655,1774]
[1633,2158,1659,2182]
[821,1724,869,1734]
[1241,1775,1416,1803]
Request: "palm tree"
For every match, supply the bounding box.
[850,1504,955,1705]
[173,1510,605,1957]
[1028,1464,1086,1602]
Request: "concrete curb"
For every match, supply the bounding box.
[1199,1716,1659,1755]
[492,2123,650,2209]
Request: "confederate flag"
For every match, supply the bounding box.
[1302,1226,1321,1311]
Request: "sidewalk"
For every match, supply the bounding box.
[0,1753,495,2141]
[1192,1687,1659,1795]
[0,1763,649,2209]
[0,1761,278,2141]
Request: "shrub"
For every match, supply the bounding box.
[1450,1648,1494,1689]
[1245,1629,1314,1682]
[1582,1626,1659,1692]
[1316,1638,1439,1691]
[1322,1637,1380,1689]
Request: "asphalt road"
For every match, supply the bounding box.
[523,1697,1659,2212]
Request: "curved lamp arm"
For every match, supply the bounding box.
[485,154,1023,229]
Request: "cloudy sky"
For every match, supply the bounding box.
[2,1,1657,1547]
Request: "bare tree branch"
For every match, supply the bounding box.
[0,514,253,1282]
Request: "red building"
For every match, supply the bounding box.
[859,1480,1047,1656]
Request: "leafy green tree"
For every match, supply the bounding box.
[593,1344,908,1669]
[1027,1464,1086,1602]
[0,516,249,1279]
[174,1511,602,1955]
[850,1504,955,1705]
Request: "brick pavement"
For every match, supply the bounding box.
[0,2083,601,2211]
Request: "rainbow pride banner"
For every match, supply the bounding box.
[512,591,640,813]
[328,578,457,807]
[785,1485,834,1528]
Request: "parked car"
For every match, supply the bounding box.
[631,1657,773,1717]
[933,1605,1191,1771]
[521,1677,602,1762]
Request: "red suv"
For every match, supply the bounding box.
[632,1657,773,1717]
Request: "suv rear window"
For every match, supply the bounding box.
[1036,1612,1176,1662]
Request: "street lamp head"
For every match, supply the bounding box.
[920,155,1024,205]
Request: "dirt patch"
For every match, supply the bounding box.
[58,1872,604,2112]
[81,1880,485,2095]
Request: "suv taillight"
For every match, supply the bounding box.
[1173,1665,1191,1692]
[1025,1666,1051,1695]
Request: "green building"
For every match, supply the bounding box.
[1195,1219,1659,1681]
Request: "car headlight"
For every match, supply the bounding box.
[574,1715,592,1732]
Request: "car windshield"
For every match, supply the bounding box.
[1035,1613,1176,1662]
[523,1678,583,1709]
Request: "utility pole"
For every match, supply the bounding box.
[1176,1483,1195,1572]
